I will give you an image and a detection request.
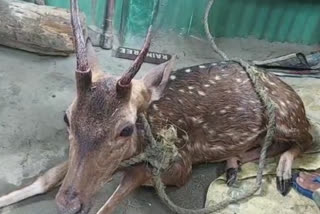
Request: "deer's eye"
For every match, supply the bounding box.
[119,125,134,137]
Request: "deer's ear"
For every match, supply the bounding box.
[143,56,176,102]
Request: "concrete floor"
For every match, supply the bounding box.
[0,35,319,214]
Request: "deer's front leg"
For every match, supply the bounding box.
[0,161,68,208]
[97,164,152,214]
[97,159,192,214]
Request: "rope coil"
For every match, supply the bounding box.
[120,0,277,213]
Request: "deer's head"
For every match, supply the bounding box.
[55,1,175,213]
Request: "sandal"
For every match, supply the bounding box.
[292,171,320,208]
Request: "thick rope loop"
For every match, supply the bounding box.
[119,0,277,213]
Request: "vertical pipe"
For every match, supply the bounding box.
[101,0,115,49]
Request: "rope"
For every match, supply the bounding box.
[204,0,229,61]
[149,0,277,213]
[152,68,276,214]
[120,0,277,213]
[120,115,180,176]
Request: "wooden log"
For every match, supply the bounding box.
[0,0,86,56]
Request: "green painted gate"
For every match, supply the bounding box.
[121,0,320,46]
[24,0,320,47]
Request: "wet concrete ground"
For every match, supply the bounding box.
[0,35,319,214]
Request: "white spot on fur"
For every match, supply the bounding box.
[209,80,216,85]
[179,89,185,93]
[191,116,203,124]
[211,145,225,152]
[226,90,232,93]
[241,79,249,84]
[249,100,256,104]
[220,109,227,114]
[277,124,293,134]
[218,134,226,138]
[198,91,206,96]
[211,111,216,115]
[209,129,216,135]
[225,106,231,109]
[214,75,221,81]
[170,75,176,80]
[236,78,242,83]
[152,104,159,111]
[204,84,210,88]
[203,123,209,129]
[185,68,191,73]
[169,87,174,91]
[280,110,287,117]
[188,86,194,90]
[280,101,286,107]
[199,65,206,68]
[182,135,189,141]
[211,63,217,66]
[251,128,259,132]
[198,118,204,123]
[178,119,184,124]
[236,107,244,111]
[209,130,216,135]
[178,99,183,104]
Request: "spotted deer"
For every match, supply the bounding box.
[0,0,313,213]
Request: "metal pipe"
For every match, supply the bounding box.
[101,0,115,49]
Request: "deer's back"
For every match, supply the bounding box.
[147,61,310,163]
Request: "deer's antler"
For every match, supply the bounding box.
[117,0,159,93]
[70,0,92,94]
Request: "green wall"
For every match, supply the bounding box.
[43,0,107,29]
[122,0,320,46]
[24,0,320,46]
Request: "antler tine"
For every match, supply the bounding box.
[70,0,89,72]
[117,0,159,89]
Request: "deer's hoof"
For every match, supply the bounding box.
[276,176,292,196]
[226,168,238,187]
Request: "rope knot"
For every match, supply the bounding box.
[120,115,180,176]
[146,125,180,175]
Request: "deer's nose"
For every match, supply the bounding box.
[56,187,82,214]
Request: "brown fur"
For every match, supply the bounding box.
[147,61,311,164]
[0,6,312,211]
[56,56,312,214]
